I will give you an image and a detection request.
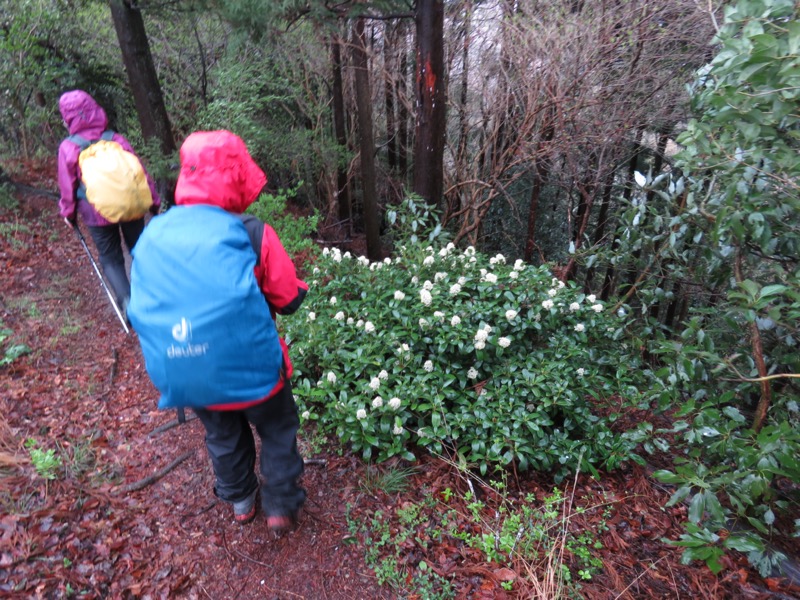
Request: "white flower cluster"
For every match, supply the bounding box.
[394,290,406,301]
[474,324,492,350]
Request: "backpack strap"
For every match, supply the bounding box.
[66,134,91,150]
[238,214,264,267]
[67,130,118,201]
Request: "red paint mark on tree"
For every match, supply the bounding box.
[416,55,437,99]
[424,57,436,95]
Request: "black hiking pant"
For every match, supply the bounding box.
[193,381,306,518]
[87,218,144,309]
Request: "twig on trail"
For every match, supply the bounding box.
[613,556,670,600]
[147,414,198,436]
[112,450,194,494]
[109,348,118,385]
[303,458,327,466]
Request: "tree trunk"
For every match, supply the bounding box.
[412,0,446,208]
[353,18,381,261]
[108,0,176,204]
[331,33,351,226]
[108,0,175,156]
[452,1,472,219]
[523,122,554,263]
[397,21,409,181]
[584,170,615,291]
[734,250,772,432]
[384,22,397,172]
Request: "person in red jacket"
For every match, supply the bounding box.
[173,130,308,532]
[57,90,161,313]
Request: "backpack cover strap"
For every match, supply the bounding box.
[128,205,283,409]
[237,213,264,266]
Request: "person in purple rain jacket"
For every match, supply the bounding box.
[57,89,161,312]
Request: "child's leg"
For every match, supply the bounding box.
[119,218,145,254]
[192,408,259,503]
[246,383,306,517]
[87,224,129,306]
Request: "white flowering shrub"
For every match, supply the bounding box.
[286,241,645,479]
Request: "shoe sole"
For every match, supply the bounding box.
[234,505,257,524]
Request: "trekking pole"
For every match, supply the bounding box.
[71,223,130,335]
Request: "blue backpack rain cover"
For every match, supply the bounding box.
[128,204,283,409]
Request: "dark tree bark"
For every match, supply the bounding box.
[523,125,554,263]
[383,22,398,172]
[331,33,352,225]
[108,0,175,156]
[353,17,381,260]
[397,21,409,180]
[584,170,616,291]
[452,2,472,218]
[412,0,446,207]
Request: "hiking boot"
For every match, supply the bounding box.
[266,512,297,535]
[232,489,258,524]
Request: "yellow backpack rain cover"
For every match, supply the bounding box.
[72,131,153,222]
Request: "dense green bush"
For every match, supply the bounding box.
[246,184,320,260]
[286,201,646,480]
[607,0,800,576]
